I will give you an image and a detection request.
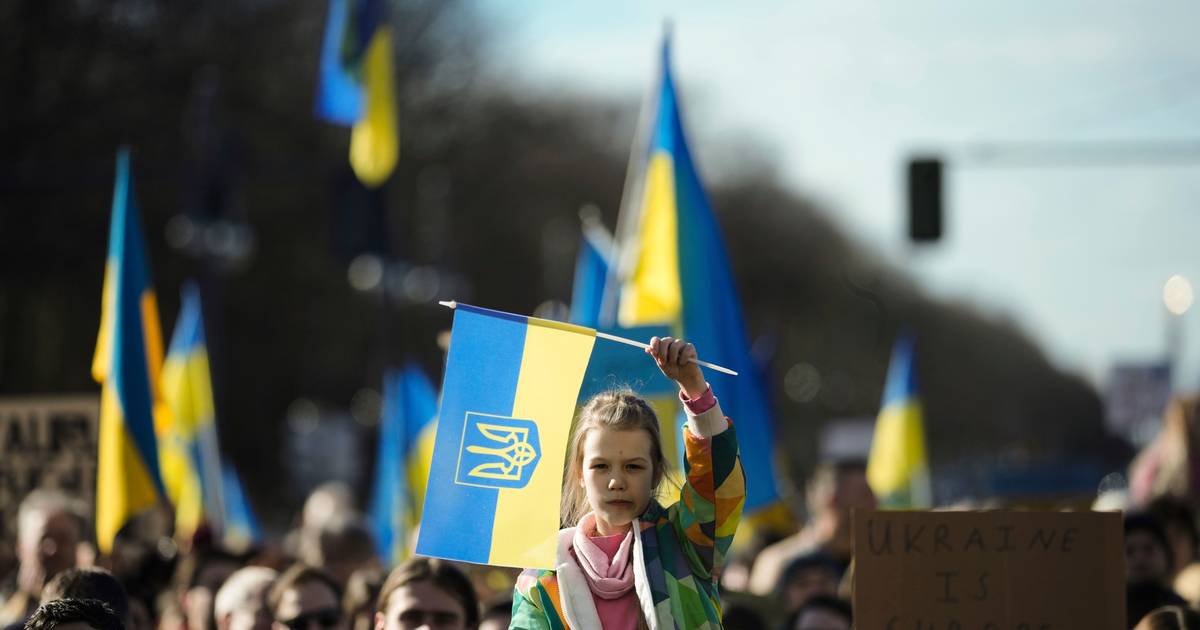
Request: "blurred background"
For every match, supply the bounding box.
[2,0,1199,581]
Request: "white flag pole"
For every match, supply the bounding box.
[438,301,738,376]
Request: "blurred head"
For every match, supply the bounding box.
[1134,605,1200,630]
[778,551,843,613]
[374,558,478,630]
[806,460,876,526]
[268,566,344,630]
[176,550,242,630]
[24,599,124,630]
[302,484,355,532]
[476,598,510,630]
[16,490,85,595]
[42,568,129,622]
[1148,497,1200,578]
[1174,562,1200,610]
[561,390,669,534]
[309,515,379,589]
[1127,514,1175,586]
[214,567,278,630]
[341,567,385,630]
[792,595,852,630]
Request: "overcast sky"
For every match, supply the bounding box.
[476,0,1200,391]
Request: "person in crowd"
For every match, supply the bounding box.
[748,460,876,596]
[373,558,477,630]
[1135,605,1200,630]
[23,599,124,630]
[1147,497,1200,582]
[214,568,277,630]
[267,566,343,630]
[1127,514,1178,588]
[306,517,378,591]
[1,492,86,627]
[340,568,383,630]
[511,337,744,629]
[38,569,129,630]
[284,485,355,566]
[1129,396,1200,508]
[475,598,509,630]
[776,551,842,617]
[788,595,851,630]
[174,550,242,630]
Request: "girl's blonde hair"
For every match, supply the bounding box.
[560,389,671,528]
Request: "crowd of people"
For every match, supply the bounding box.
[3,388,1200,629]
[4,471,1200,629]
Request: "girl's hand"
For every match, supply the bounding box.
[647,336,707,399]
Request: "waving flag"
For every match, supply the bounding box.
[316,0,398,187]
[220,463,263,550]
[417,304,596,569]
[161,283,224,542]
[570,220,614,329]
[92,148,168,552]
[615,37,780,510]
[867,332,932,508]
[370,363,438,565]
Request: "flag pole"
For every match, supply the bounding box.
[438,301,738,376]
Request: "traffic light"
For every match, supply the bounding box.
[908,157,942,242]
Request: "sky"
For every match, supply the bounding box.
[476,0,1200,393]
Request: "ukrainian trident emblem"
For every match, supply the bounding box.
[455,412,541,489]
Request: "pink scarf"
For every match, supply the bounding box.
[571,513,636,599]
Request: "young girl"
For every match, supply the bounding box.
[512,337,745,630]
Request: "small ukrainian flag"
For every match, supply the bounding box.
[416,304,596,569]
[867,332,933,509]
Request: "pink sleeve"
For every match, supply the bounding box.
[680,385,716,414]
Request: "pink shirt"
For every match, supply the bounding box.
[588,532,640,630]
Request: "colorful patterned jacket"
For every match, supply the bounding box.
[511,399,745,629]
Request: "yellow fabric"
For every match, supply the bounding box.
[619,153,682,327]
[161,349,216,539]
[349,27,399,188]
[489,322,596,568]
[95,383,161,552]
[866,400,931,506]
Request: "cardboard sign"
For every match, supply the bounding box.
[853,509,1125,630]
[0,396,99,548]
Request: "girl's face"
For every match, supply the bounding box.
[580,427,656,535]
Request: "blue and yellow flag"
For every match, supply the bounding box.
[220,463,263,551]
[161,282,225,542]
[417,304,595,569]
[92,148,168,553]
[315,0,398,187]
[867,332,932,508]
[616,36,781,511]
[570,222,613,329]
[570,221,682,474]
[369,363,438,566]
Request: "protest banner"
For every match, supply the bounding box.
[854,509,1124,630]
[0,395,99,563]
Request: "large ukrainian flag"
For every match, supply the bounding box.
[370,363,438,565]
[867,332,933,509]
[161,283,224,542]
[616,37,780,510]
[91,148,168,553]
[417,304,595,569]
